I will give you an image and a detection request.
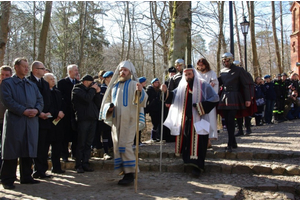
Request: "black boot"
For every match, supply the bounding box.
[118,173,134,185]
[235,129,244,137]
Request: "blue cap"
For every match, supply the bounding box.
[151,78,159,84]
[103,71,113,78]
[264,75,271,79]
[138,77,146,83]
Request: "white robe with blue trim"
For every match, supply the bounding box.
[100,79,147,174]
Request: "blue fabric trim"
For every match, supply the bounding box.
[139,114,145,123]
[123,164,136,167]
[100,103,110,120]
[140,90,145,103]
[123,79,131,107]
[123,160,135,163]
[114,165,122,170]
[114,158,122,164]
[112,82,119,105]
[119,147,126,153]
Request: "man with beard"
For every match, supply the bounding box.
[146,78,162,142]
[99,61,148,185]
[162,67,219,177]
[168,59,185,91]
[196,58,219,148]
[217,53,251,153]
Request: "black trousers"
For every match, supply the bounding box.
[237,116,251,131]
[150,114,161,140]
[33,128,51,175]
[0,123,2,167]
[49,140,63,171]
[1,157,33,185]
[223,110,237,147]
[76,120,96,169]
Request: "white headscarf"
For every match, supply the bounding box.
[163,68,218,135]
[99,60,138,121]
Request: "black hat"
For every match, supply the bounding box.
[281,72,287,76]
[81,74,94,82]
[168,67,176,73]
[277,73,282,77]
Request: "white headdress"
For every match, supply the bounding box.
[163,68,218,136]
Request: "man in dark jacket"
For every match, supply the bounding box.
[27,61,52,179]
[57,64,80,162]
[168,59,185,91]
[72,75,102,173]
[263,75,277,124]
[217,53,251,153]
[273,74,286,123]
[146,78,162,142]
[1,57,43,189]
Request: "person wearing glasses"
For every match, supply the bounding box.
[27,61,53,179]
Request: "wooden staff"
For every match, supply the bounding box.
[159,75,165,173]
[134,90,140,193]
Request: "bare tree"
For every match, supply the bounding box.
[271,1,282,74]
[0,1,11,65]
[233,2,243,66]
[169,1,191,66]
[280,1,284,72]
[216,1,224,75]
[247,2,260,78]
[37,1,52,63]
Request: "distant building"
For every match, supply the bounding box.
[290,1,300,75]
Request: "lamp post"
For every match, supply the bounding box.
[240,16,250,72]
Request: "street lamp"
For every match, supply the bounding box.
[240,16,250,72]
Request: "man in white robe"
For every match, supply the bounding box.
[162,67,219,177]
[99,61,147,185]
[196,58,219,147]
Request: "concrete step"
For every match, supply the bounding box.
[48,155,300,176]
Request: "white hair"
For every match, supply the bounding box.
[67,64,78,76]
[44,73,57,84]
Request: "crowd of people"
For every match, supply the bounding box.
[0,54,299,190]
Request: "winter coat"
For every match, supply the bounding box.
[72,83,102,121]
[0,75,43,159]
[264,82,277,101]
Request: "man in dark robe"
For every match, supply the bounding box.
[217,53,251,153]
[162,67,219,177]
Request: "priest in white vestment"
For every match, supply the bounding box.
[99,61,148,185]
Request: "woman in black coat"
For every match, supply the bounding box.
[44,73,66,174]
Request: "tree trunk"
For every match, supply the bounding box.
[216,1,225,76]
[248,2,260,78]
[152,2,170,72]
[121,2,126,61]
[169,1,191,67]
[271,1,282,74]
[78,1,87,72]
[33,2,36,60]
[280,1,284,72]
[0,1,11,65]
[150,2,156,77]
[233,2,243,66]
[126,1,131,60]
[37,1,52,63]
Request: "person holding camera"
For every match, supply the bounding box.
[71,75,102,173]
[284,90,300,120]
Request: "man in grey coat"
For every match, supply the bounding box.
[0,57,44,190]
